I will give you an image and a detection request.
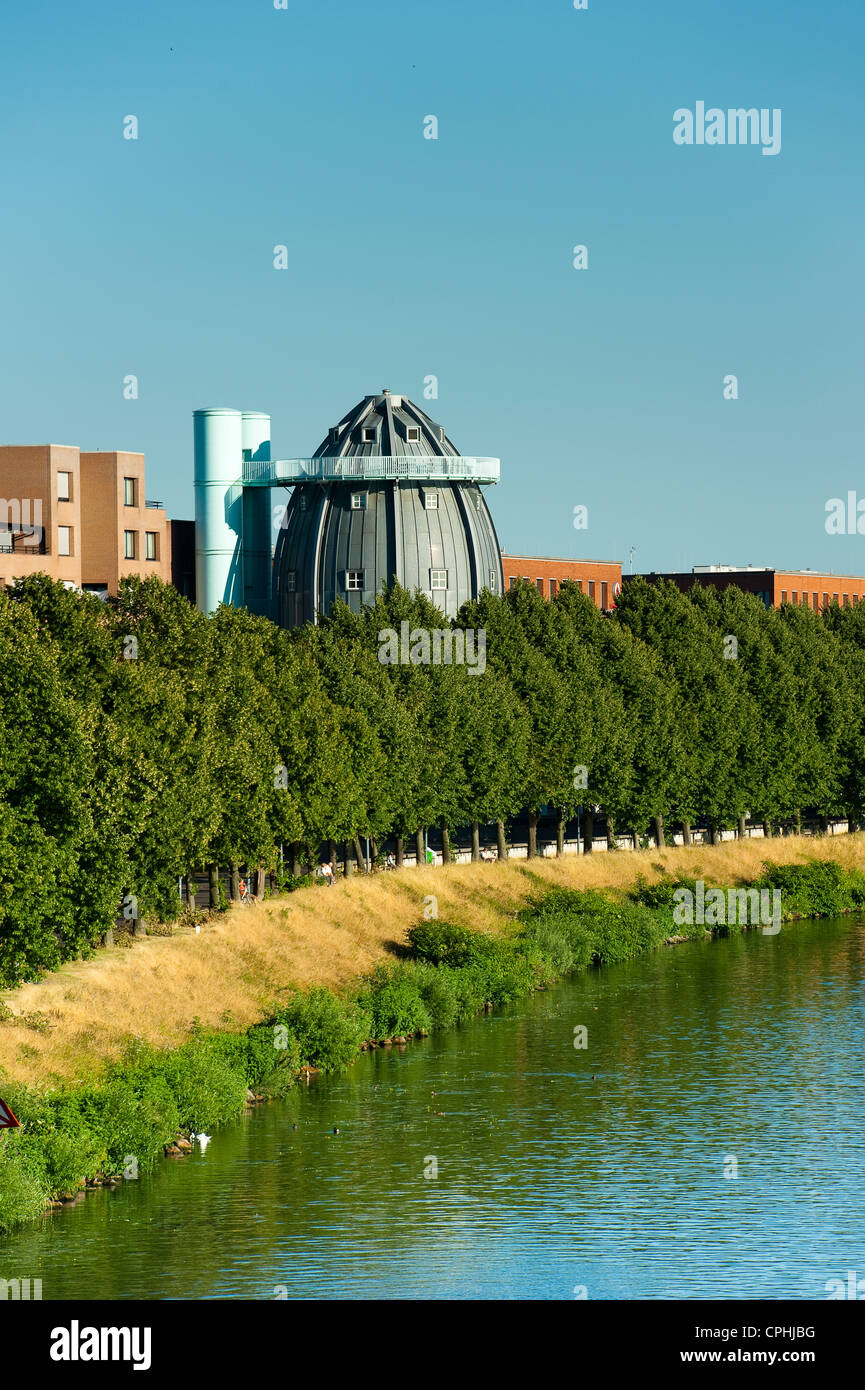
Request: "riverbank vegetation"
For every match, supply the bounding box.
[3,846,865,1234]
[5,572,865,989]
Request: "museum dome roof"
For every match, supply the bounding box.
[314,391,458,458]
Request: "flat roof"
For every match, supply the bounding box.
[501,554,622,565]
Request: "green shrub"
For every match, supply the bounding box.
[0,1136,49,1232]
[629,875,701,911]
[161,1039,249,1133]
[416,964,462,1030]
[79,1072,179,1175]
[519,920,577,979]
[407,921,477,966]
[754,860,861,919]
[276,988,369,1071]
[358,963,432,1038]
[243,1022,301,1097]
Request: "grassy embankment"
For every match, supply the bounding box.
[2,834,865,1232]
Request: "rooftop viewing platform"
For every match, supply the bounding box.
[242,455,500,486]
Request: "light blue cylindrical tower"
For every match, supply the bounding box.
[241,411,272,618]
[194,408,243,614]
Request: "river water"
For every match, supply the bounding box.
[2,915,864,1300]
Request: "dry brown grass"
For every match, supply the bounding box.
[1,833,863,1088]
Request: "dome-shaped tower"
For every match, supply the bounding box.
[271,391,502,627]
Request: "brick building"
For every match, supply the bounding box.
[0,445,173,595]
[500,553,622,610]
[628,565,865,610]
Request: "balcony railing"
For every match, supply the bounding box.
[145,500,164,509]
[242,455,501,486]
[0,530,48,555]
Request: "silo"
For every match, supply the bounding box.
[241,411,272,618]
[194,408,243,614]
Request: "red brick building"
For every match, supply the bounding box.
[501,553,622,610]
[629,565,865,610]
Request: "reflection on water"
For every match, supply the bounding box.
[2,916,864,1300]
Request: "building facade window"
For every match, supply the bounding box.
[145,531,158,561]
[550,579,558,598]
[844,593,850,606]
[124,530,136,560]
[588,580,595,600]
[362,427,376,443]
[424,491,438,510]
[833,592,839,605]
[822,592,829,609]
[57,471,71,501]
[58,525,72,556]
[536,578,544,593]
[489,569,497,588]
[297,492,308,511]
[430,569,448,590]
[406,426,420,443]
[791,591,797,603]
[350,492,367,510]
[601,581,608,609]
[346,570,364,591]
[124,477,136,507]
[285,571,296,592]
[781,591,787,603]
[509,576,517,590]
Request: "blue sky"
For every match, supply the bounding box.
[1,0,863,574]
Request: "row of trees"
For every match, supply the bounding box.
[1,570,864,986]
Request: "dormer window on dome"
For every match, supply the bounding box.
[362,426,376,443]
[406,426,420,443]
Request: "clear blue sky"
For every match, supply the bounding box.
[1,0,863,574]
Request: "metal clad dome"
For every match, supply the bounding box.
[273,392,503,627]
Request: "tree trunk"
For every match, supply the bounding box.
[353,834,366,873]
[818,814,829,836]
[605,813,615,851]
[794,811,802,836]
[230,863,239,901]
[584,808,594,854]
[496,820,508,860]
[652,815,665,850]
[471,823,480,862]
[556,808,565,857]
[681,819,692,846]
[527,810,538,859]
[132,917,147,938]
[256,864,267,898]
[101,927,114,947]
[208,864,219,910]
[289,842,302,877]
[344,840,355,876]
[708,820,720,846]
[370,836,378,868]
[186,875,197,911]
[762,820,773,839]
[437,824,448,865]
[416,828,425,866]
[395,835,404,867]
[737,814,747,840]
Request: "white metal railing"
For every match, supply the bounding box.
[242,455,500,486]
